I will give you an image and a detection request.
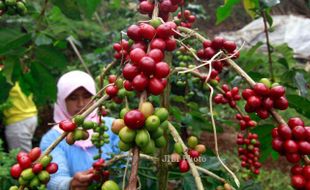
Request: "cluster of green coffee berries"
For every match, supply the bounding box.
[112,102,169,155]
[90,121,110,150]
[175,49,196,86]
[0,0,27,16]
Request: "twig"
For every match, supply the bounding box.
[35,0,49,32]
[178,26,206,42]
[104,153,156,167]
[77,84,113,116]
[152,0,159,19]
[39,0,49,16]
[261,10,274,82]
[101,61,118,79]
[81,95,110,118]
[126,147,140,190]
[97,60,118,157]
[126,92,147,190]
[167,122,204,190]
[138,91,147,109]
[67,36,92,76]
[207,83,240,187]
[103,153,229,185]
[196,167,225,183]
[173,67,205,79]
[225,59,256,86]
[158,52,172,190]
[38,132,68,160]
[122,153,131,190]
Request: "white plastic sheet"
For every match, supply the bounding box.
[219,15,310,59]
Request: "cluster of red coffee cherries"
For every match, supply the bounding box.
[236,133,261,174]
[114,21,177,96]
[290,165,310,189]
[272,117,310,163]
[235,114,257,130]
[105,75,135,104]
[10,148,58,189]
[113,39,131,61]
[90,158,110,183]
[196,37,238,84]
[214,84,241,108]
[176,10,196,28]
[197,37,239,61]
[138,0,184,21]
[242,81,289,119]
[271,117,310,189]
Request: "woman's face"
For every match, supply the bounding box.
[65,87,93,116]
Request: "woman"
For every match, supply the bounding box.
[3,81,38,152]
[40,70,119,190]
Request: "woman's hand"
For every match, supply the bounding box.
[70,170,94,190]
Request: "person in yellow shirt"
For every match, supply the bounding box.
[3,82,38,152]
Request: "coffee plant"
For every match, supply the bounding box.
[1,0,309,190]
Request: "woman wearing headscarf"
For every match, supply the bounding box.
[40,70,119,190]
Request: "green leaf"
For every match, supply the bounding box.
[271,150,279,160]
[2,58,16,85]
[0,31,31,55]
[182,113,193,125]
[251,124,276,161]
[239,42,265,72]
[0,72,12,102]
[19,73,35,97]
[34,34,53,46]
[51,0,81,20]
[199,107,209,114]
[247,71,266,81]
[240,180,263,190]
[51,0,102,19]
[109,0,121,9]
[287,95,310,118]
[246,41,264,57]
[279,70,296,85]
[183,174,197,190]
[277,57,290,69]
[35,46,67,70]
[2,57,22,85]
[76,0,102,19]
[200,156,224,171]
[169,106,183,121]
[28,62,57,105]
[187,102,199,110]
[216,0,241,25]
[274,44,295,69]
[171,95,185,103]
[242,0,259,18]
[190,111,215,135]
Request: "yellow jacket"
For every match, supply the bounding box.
[3,82,37,125]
